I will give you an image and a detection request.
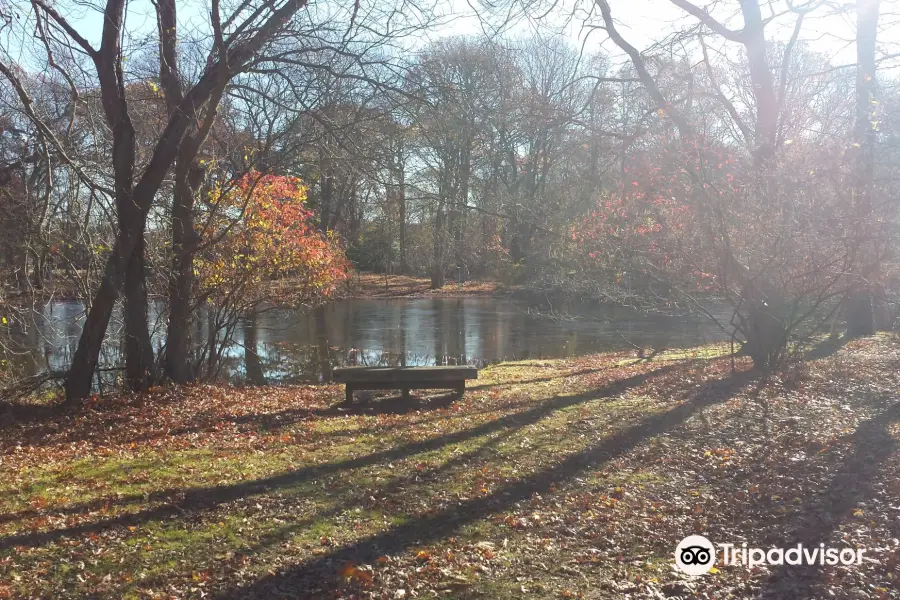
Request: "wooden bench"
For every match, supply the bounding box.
[332,366,478,402]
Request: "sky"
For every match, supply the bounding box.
[430,0,899,71]
[2,0,899,78]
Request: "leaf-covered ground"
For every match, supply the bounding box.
[1,336,899,599]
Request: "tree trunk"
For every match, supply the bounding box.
[847,0,881,337]
[123,232,154,390]
[744,299,786,370]
[314,305,329,382]
[164,157,202,382]
[159,0,192,383]
[431,203,445,289]
[397,145,407,274]
[456,143,470,273]
[64,239,129,401]
[321,164,335,229]
[165,259,193,383]
[243,313,266,385]
[738,0,778,157]
[847,280,875,337]
[29,249,45,290]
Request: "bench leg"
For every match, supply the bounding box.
[456,384,465,397]
[345,384,353,403]
[402,388,411,401]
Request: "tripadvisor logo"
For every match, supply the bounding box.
[675,535,716,575]
[674,535,867,575]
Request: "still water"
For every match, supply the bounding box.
[10,297,728,385]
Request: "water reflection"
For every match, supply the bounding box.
[5,298,728,386]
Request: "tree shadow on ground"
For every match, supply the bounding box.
[0,387,219,450]
[755,400,899,599]
[0,401,66,427]
[133,408,537,593]
[642,365,899,599]
[208,368,757,599]
[1,387,457,451]
[0,366,610,452]
[0,370,612,529]
[803,335,852,360]
[311,390,460,416]
[465,366,609,391]
[0,362,685,552]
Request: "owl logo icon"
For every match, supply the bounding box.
[675,535,716,575]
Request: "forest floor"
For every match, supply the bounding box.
[1,336,900,599]
[341,272,513,299]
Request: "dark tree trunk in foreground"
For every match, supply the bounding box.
[164,100,222,382]
[123,235,154,390]
[158,0,225,383]
[165,156,204,382]
[160,0,194,384]
[64,256,122,399]
[745,298,786,371]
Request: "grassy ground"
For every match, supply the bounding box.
[1,337,899,599]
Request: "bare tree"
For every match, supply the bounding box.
[0,0,323,400]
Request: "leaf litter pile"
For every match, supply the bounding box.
[1,336,899,599]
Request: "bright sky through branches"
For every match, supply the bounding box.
[5,0,898,67]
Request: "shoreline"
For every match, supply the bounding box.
[339,272,516,299]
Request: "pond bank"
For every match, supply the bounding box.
[341,272,514,298]
[2,295,730,388]
[2,335,898,599]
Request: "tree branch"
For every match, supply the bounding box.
[0,59,113,197]
[31,0,97,57]
[699,33,753,146]
[668,0,745,42]
[595,0,694,142]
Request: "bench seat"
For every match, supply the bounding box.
[332,366,478,401]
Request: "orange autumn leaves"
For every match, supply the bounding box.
[197,171,349,303]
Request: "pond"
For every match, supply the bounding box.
[7,297,730,386]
